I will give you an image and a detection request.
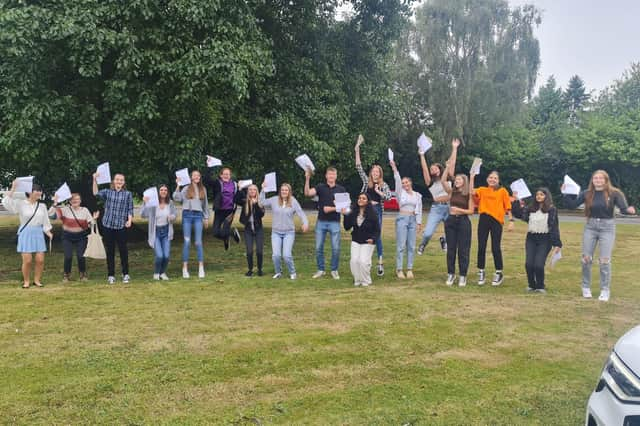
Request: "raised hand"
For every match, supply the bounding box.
[452,138,461,149]
[356,134,364,148]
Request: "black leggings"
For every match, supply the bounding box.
[213,209,234,241]
[103,227,129,276]
[477,213,504,270]
[62,231,88,274]
[525,233,552,289]
[244,227,264,271]
[445,215,471,276]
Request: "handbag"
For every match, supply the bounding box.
[84,223,106,259]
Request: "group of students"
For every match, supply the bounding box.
[4,136,636,301]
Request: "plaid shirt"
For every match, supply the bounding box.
[97,189,134,229]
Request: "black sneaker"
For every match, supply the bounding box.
[257,270,264,277]
[491,271,504,286]
[224,238,229,251]
[478,270,486,286]
[377,264,384,277]
[417,243,425,255]
[232,228,241,243]
[245,270,253,277]
[439,236,447,251]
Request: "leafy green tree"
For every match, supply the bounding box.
[564,75,590,124]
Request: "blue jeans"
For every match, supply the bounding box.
[420,203,449,247]
[315,220,341,272]
[374,203,384,259]
[154,225,170,274]
[272,231,296,274]
[396,214,417,270]
[582,218,616,290]
[182,210,204,262]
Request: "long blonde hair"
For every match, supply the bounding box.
[186,171,205,200]
[452,174,470,196]
[278,183,293,208]
[368,165,384,189]
[244,184,261,215]
[584,170,622,217]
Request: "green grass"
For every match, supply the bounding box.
[1,213,639,425]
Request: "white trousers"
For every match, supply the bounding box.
[350,241,375,285]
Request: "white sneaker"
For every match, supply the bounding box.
[312,271,325,279]
[478,270,486,286]
[331,271,340,280]
[361,282,370,287]
[122,274,130,284]
[458,276,467,287]
[160,273,169,281]
[153,273,160,281]
[182,269,190,279]
[446,274,456,286]
[107,276,116,285]
[290,273,297,280]
[598,289,610,302]
[272,273,282,279]
[582,288,592,299]
[354,282,361,287]
[198,265,205,278]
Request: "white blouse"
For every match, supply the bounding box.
[528,210,549,234]
[3,193,52,232]
[394,171,423,225]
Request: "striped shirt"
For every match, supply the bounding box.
[97,189,134,229]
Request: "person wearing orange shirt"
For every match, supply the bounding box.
[472,170,514,286]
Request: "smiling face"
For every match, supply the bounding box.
[487,172,499,188]
[29,188,42,202]
[402,177,412,192]
[191,171,201,184]
[325,169,337,186]
[113,174,125,190]
[370,165,381,182]
[592,172,606,189]
[159,186,169,202]
[430,165,441,177]
[454,175,464,189]
[220,168,231,182]
[535,190,546,204]
[279,184,290,199]
[70,194,82,207]
[247,185,258,199]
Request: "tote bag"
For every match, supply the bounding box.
[84,223,106,259]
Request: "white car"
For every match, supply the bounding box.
[586,325,640,425]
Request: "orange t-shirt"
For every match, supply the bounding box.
[474,186,511,224]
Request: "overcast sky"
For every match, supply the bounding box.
[506,0,640,94]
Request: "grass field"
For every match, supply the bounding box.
[1,212,639,425]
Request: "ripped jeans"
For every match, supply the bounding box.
[582,218,615,290]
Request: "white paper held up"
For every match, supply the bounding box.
[206,155,222,168]
[470,157,482,176]
[96,162,111,185]
[238,179,253,190]
[510,178,532,200]
[417,133,432,154]
[175,168,191,186]
[295,154,315,173]
[143,187,159,207]
[334,192,351,211]
[387,148,394,162]
[562,175,581,195]
[15,176,34,193]
[549,249,562,267]
[55,183,72,203]
[264,172,277,192]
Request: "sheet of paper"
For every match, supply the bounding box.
[54,182,72,203]
[15,176,33,193]
[470,157,482,176]
[264,172,277,192]
[387,148,394,162]
[295,154,315,173]
[334,192,351,211]
[96,162,111,185]
[143,187,159,207]
[206,155,222,168]
[549,249,562,267]
[175,168,191,186]
[562,174,581,195]
[510,178,532,200]
[238,179,253,190]
[417,133,433,154]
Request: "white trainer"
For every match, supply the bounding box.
[198,265,205,278]
[458,276,467,287]
[312,271,325,279]
[598,289,610,302]
[182,269,190,279]
[272,273,282,279]
[153,273,160,281]
[582,288,593,299]
[330,271,340,280]
[290,273,297,280]
[160,273,169,281]
[446,274,456,286]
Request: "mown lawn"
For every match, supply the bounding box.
[1,213,639,425]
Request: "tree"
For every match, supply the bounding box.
[564,75,590,124]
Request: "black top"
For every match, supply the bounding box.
[235,189,265,230]
[512,202,563,248]
[314,182,346,222]
[343,206,380,244]
[564,190,630,219]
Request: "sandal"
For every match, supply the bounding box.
[22,283,30,289]
[33,282,43,288]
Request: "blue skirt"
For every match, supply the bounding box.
[17,225,46,253]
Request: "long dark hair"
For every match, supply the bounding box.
[530,187,554,213]
[158,184,171,204]
[352,192,378,223]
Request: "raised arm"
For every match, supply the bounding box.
[390,160,401,194]
[303,169,316,198]
[419,152,431,186]
[92,173,99,195]
[442,138,460,182]
[3,179,19,213]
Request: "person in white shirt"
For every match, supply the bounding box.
[390,160,423,279]
[3,180,53,288]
